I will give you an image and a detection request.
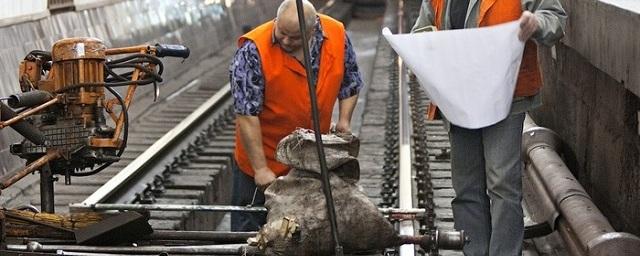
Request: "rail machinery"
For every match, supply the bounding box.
[0,37,189,213]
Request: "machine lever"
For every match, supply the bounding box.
[154,44,190,59]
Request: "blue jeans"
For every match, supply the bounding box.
[449,113,525,256]
[230,160,266,232]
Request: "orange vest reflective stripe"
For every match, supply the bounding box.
[234,14,346,177]
[431,0,542,97]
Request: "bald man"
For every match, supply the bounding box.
[228,0,363,231]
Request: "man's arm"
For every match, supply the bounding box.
[336,95,358,133]
[236,116,276,188]
[336,34,364,133]
[520,0,567,45]
[230,41,276,188]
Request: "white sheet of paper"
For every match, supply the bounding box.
[382,21,525,129]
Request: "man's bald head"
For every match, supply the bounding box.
[274,0,317,53]
[276,0,317,30]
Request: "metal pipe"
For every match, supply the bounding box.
[7,242,260,255]
[523,114,640,255]
[105,45,149,56]
[72,203,267,212]
[294,0,342,255]
[0,150,61,190]
[146,230,256,243]
[39,164,55,213]
[0,101,47,145]
[70,203,426,215]
[395,230,466,251]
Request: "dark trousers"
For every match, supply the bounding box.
[449,113,525,256]
[230,160,266,231]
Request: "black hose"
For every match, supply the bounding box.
[104,55,164,86]
[0,102,47,145]
[54,78,159,93]
[107,53,161,65]
[107,54,164,75]
[26,50,52,62]
[72,86,128,177]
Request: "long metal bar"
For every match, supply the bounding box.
[105,45,149,56]
[147,230,256,242]
[523,114,640,256]
[6,243,259,255]
[294,0,342,255]
[0,150,61,190]
[73,203,267,212]
[79,86,231,206]
[396,0,416,255]
[39,164,55,213]
[0,97,59,129]
[69,203,426,215]
[110,50,144,144]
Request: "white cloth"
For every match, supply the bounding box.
[382,21,525,129]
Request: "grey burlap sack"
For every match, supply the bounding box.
[275,128,360,173]
[249,129,400,255]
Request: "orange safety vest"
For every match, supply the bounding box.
[427,0,542,119]
[234,14,346,177]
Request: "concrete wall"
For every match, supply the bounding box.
[0,0,48,26]
[0,0,280,176]
[532,0,640,236]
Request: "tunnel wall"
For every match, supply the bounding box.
[0,0,281,176]
[533,0,640,235]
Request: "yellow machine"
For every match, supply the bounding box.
[0,37,189,212]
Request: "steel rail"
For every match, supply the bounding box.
[76,85,232,207]
[396,0,416,255]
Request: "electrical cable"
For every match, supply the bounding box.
[72,86,128,177]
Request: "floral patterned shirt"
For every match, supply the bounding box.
[229,17,363,116]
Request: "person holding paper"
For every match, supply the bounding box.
[411,1,566,255]
[228,0,363,231]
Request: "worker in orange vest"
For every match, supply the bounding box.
[229,0,363,231]
[411,0,566,255]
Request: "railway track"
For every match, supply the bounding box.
[2,1,603,255]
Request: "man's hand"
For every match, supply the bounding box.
[334,121,352,134]
[254,167,276,191]
[518,11,539,42]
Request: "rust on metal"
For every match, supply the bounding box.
[51,37,106,62]
[105,45,150,56]
[0,97,59,129]
[0,150,61,190]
